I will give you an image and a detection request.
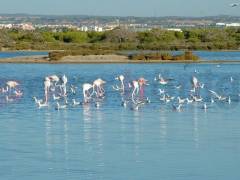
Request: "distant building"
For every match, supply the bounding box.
[80,26,88,32]
[167,28,183,32]
[95,26,103,32]
[226,23,240,27]
[18,23,35,30]
[216,23,226,26]
[0,24,13,29]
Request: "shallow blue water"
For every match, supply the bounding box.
[1,63,240,180]
[122,50,240,61]
[194,51,240,61]
[0,51,48,58]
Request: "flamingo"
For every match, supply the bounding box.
[6,81,19,92]
[131,80,139,100]
[60,74,68,96]
[93,78,106,97]
[48,75,60,86]
[191,76,199,89]
[44,77,51,103]
[82,83,94,103]
[138,77,148,100]
[113,75,125,92]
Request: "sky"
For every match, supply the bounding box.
[0,0,239,17]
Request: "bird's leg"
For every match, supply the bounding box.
[44,90,48,103]
[139,85,144,100]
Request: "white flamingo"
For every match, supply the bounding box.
[6,81,19,92]
[93,78,106,97]
[82,83,94,103]
[61,74,68,96]
[44,77,51,103]
[191,76,199,89]
[131,80,140,103]
[48,75,60,86]
[113,75,125,92]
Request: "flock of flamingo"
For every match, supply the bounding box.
[0,70,238,111]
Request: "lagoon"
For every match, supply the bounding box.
[0,63,240,180]
[1,51,240,62]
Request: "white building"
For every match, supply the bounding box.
[216,23,226,26]
[226,23,240,27]
[167,28,183,32]
[80,26,88,32]
[0,24,13,29]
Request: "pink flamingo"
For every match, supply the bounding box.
[93,78,106,97]
[138,77,148,99]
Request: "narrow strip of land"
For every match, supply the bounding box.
[1,54,240,64]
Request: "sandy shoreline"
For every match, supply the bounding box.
[0,54,240,64]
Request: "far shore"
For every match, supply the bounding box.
[1,54,240,64]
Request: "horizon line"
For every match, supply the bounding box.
[0,13,240,18]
